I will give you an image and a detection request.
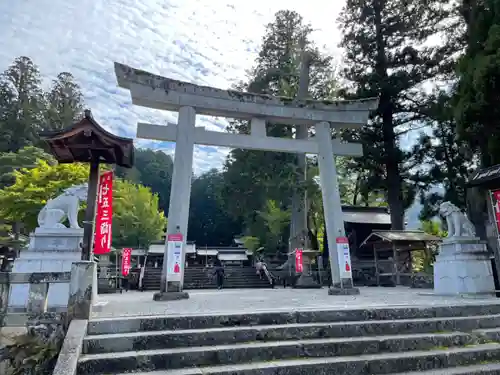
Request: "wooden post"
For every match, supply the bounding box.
[393,243,400,285]
[82,159,100,261]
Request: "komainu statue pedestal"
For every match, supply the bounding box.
[8,184,89,311]
[434,237,495,296]
[434,201,495,296]
[8,228,83,310]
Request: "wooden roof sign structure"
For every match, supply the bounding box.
[360,230,441,286]
[40,109,134,167]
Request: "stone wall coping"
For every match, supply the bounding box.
[0,271,71,284]
[52,319,87,375]
[443,237,487,244]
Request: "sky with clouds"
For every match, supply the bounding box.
[0,0,347,175]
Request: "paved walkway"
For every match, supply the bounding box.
[92,287,500,319]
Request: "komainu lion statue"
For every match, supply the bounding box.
[439,201,476,238]
[37,184,88,229]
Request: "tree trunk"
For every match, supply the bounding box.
[289,39,310,250]
[374,1,404,230]
[383,108,404,230]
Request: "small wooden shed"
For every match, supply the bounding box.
[360,230,441,286]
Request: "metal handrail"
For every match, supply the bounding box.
[263,265,274,285]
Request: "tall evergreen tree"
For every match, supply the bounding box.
[188,169,243,246]
[44,72,85,130]
[0,56,45,153]
[222,10,335,244]
[454,0,500,167]
[338,0,453,229]
[411,91,474,219]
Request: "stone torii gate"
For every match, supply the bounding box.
[114,62,378,300]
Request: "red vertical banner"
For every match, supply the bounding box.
[121,248,132,276]
[93,171,113,255]
[295,248,303,273]
[490,190,500,234]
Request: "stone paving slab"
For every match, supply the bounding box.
[92,287,500,319]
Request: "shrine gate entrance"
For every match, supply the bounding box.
[114,62,378,300]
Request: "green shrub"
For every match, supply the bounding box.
[1,332,61,375]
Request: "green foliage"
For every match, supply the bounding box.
[257,200,291,237]
[411,92,474,219]
[420,220,446,237]
[112,179,166,248]
[1,332,61,375]
[0,159,165,247]
[338,0,454,229]
[44,72,85,131]
[0,57,46,153]
[0,146,55,188]
[188,169,242,246]
[412,220,446,273]
[242,236,260,253]
[222,10,335,245]
[454,0,500,166]
[115,148,173,215]
[0,160,89,231]
[0,57,86,154]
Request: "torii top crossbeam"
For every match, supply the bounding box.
[114,62,378,127]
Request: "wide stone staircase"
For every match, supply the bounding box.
[78,303,500,374]
[142,266,271,290]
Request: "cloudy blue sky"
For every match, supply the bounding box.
[0,0,347,175]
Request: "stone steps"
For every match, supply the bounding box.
[82,314,500,354]
[87,305,500,333]
[78,331,498,373]
[78,304,500,374]
[114,364,500,375]
[110,362,500,375]
[142,266,271,290]
[81,344,500,375]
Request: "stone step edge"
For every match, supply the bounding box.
[116,363,500,375]
[88,304,500,325]
[106,344,500,375]
[389,362,500,374]
[78,331,481,361]
[83,313,500,340]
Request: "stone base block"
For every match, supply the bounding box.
[153,291,189,301]
[294,284,322,289]
[328,286,360,295]
[8,227,83,310]
[294,274,321,289]
[434,238,495,296]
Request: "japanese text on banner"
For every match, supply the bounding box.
[121,248,132,276]
[94,171,113,255]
